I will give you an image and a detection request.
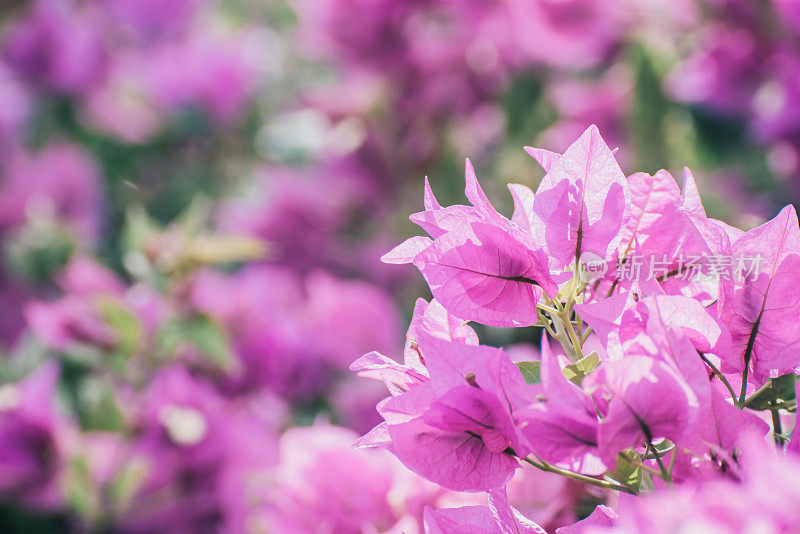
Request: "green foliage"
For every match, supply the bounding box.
[65,456,98,521]
[606,450,645,493]
[563,351,601,384]
[516,361,542,384]
[95,297,142,372]
[76,377,126,432]
[745,373,797,412]
[158,314,235,373]
[107,458,149,514]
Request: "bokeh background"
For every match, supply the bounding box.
[0,0,797,532]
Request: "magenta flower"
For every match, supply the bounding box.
[719,205,800,385]
[530,124,630,269]
[2,1,107,95]
[144,26,260,125]
[518,334,604,475]
[0,361,69,510]
[556,504,618,533]
[266,424,397,533]
[97,0,201,39]
[370,334,535,492]
[24,257,155,353]
[587,354,697,467]
[0,142,103,245]
[117,366,281,533]
[0,63,30,146]
[305,270,402,370]
[424,488,545,534]
[191,266,328,399]
[385,162,557,327]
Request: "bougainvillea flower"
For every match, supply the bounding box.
[378,381,519,491]
[386,163,557,327]
[0,361,68,509]
[718,205,800,383]
[555,504,618,533]
[531,124,631,268]
[586,355,697,466]
[413,222,557,327]
[618,169,682,260]
[351,297,477,394]
[404,298,478,360]
[698,388,768,462]
[424,488,545,534]
[351,351,429,396]
[523,146,560,174]
[375,335,535,491]
[619,295,732,360]
[518,334,604,475]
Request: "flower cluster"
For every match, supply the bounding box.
[357,125,800,532]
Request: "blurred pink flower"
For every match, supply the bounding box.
[0,64,30,146]
[145,26,261,125]
[81,53,162,143]
[96,0,203,39]
[116,366,282,532]
[2,0,107,95]
[0,142,104,245]
[539,69,632,163]
[0,361,71,511]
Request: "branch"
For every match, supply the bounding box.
[521,456,635,495]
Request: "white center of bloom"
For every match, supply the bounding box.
[0,385,19,411]
[159,405,208,446]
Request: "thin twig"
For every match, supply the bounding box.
[521,456,635,494]
[772,407,786,446]
[644,441,672,486]
[742,380,772,408]
[698,352,737,403]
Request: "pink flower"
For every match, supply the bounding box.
[2,1,107,95]
[719,205,800,384]
[530,125,630,270]
[0,142,103,245]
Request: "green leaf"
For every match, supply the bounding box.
[65,455,98,520]
[95,297,142,371]
[516,361,541,384]
[606,450,643,493]
[122,206,160,254]
[77,377,125,432]
[562,351,601,384]
[745,373,797,412]
[108,458,149,512]
[159,315,234,372]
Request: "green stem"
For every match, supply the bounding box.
[737,363,751,409]
[668,447,677,478]
[561,311,585,360]
[522,456,635,494]
[737,309,764,408]
[549,297,584,361]
[580,325,593,344]
[645,441,672,486]
[550,313,579,362]
[742,380,772,408]
[537,303,560,315]
[697,352,737,404]
[771,407,785,446]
